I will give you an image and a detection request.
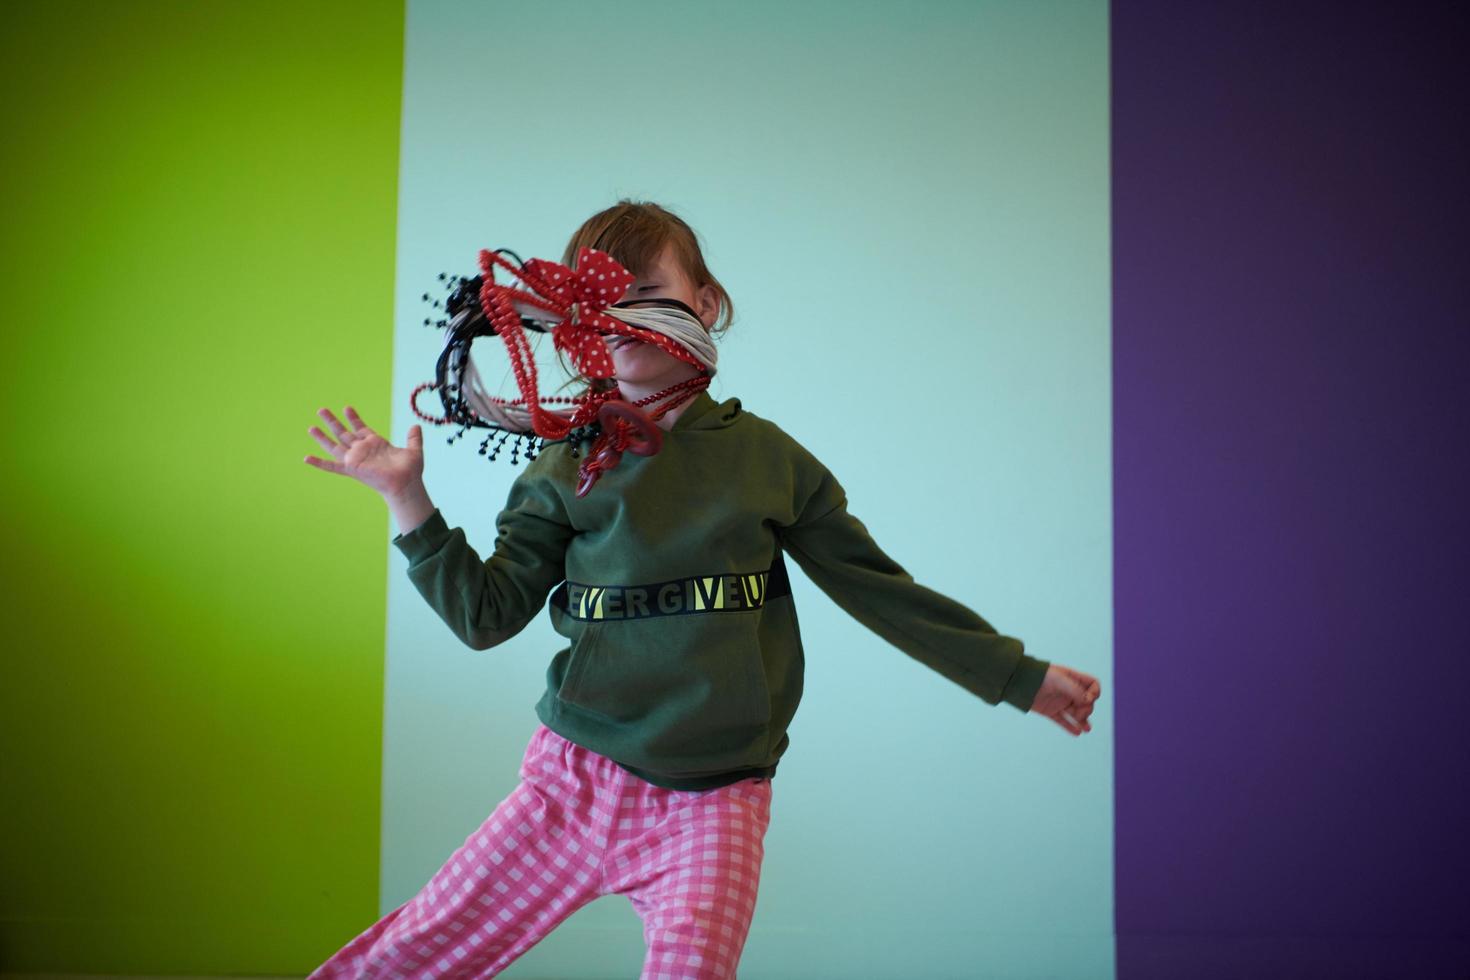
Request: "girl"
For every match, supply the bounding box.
[302,200,1101,979]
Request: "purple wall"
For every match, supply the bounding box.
[1112,4,1469,978]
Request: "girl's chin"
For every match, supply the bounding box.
[614,370,674,387]
[611,346,681,379]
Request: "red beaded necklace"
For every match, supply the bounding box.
[479,373,710,411]
[411,373,709,429]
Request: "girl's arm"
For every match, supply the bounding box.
[304,407,572,651]
[777,449,1050,714]
[386,480,436,536]
[392,456,574,651]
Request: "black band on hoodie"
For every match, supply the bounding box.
[551,551,793,622]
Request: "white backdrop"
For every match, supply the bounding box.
[384,1,1112,976]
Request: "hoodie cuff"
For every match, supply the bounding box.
[1001,653,1051,713]
[391,508,452,563]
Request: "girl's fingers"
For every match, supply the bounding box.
[307,425,344,456]
[344,405,370,433]
[1059,666,1101,702]
[318,407,350,440]
[1062,665,1096,690]
[1050,711,1081,736]
[1048,702,1094,735]
[303,454,345,475]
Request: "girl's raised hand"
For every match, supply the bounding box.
[304,406,424,500]
[1029,663,1101,737]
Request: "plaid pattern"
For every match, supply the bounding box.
[309,724,773,979]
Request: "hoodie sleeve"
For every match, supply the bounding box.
[774,436,1050,713]
[391,454,573,650]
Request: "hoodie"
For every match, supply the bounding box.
[391,390,1050,790]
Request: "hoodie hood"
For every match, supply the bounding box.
[669,390,742,432]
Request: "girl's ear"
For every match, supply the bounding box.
[696,283,720,329]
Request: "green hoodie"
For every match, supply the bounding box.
[392,390,1049,790]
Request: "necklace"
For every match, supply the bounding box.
[627,375,710,412]
[475,374,708,414]
[571,375,711,497]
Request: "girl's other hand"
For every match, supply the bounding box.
[1029,664,1101,736]
[304,406,424,500]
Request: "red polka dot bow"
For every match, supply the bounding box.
[474,246,635,439]
[495,247,635,379]
[474,246,707,441]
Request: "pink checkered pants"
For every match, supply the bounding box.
[308,724,774,979]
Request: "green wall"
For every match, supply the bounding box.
[0,1,404,970]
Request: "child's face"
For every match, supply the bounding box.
[607,243,716,384]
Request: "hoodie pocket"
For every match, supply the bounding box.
[555,617,773,739]
[557,624,605,707]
